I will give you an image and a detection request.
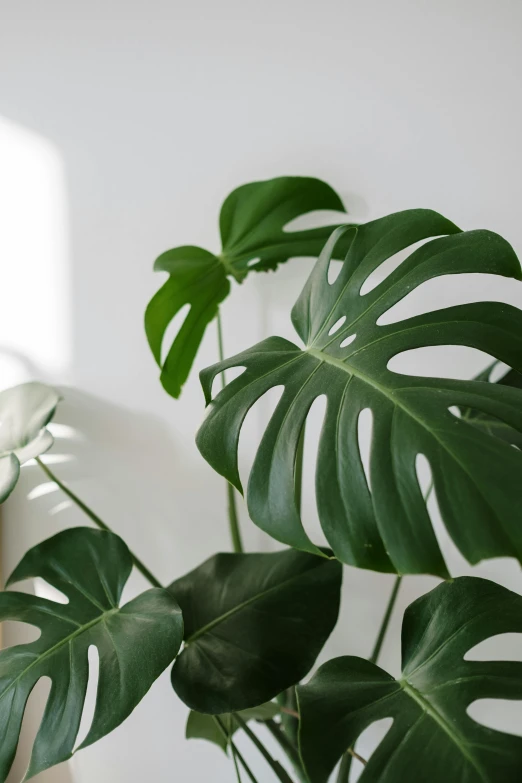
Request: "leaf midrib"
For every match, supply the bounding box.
[400,679,489,781]
[305,348,499,520]
[184,563,325,644]
[0,607,118,703]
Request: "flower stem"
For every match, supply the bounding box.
[217,309,243,553]
[35,457,162,589]
[233,713,295,783]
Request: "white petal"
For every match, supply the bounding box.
[0,382,60,453]
[0,453,20,502]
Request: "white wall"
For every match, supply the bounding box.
[1,1,522,780]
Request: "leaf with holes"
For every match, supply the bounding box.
[0,527,183,782]
[297,576,522,783]
[0,382,60,503]
[145,176,354,398]
[197,209,522,576]
[460,363,522,448]
[186,702,280,753]
[169,548,342,714]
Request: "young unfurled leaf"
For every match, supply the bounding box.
[298,577,522,783]
[197,210,522,576]
[145,176,354,398]
[0,528,183,782]
[0,382,60,503]
[186,702,280,752]
[169,549,342,714]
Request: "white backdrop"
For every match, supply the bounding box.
[1,1,522,781]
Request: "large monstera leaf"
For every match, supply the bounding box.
[0,528,183,781]
[197,209,522,577]
[0,382,60,503]
[169,548,342,714]
[297,577,522,783]
[145,176,355,398]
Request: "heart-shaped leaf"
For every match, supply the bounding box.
[0,527,183,782]
[297,576,522,783]
[169,549,342,714]
[145,176,354,398]
[0,382,60,503]
[186,702,280,753]
[197,210,522,577]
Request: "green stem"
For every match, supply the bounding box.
[217,309,244,554]
[369,575,402,665]
[214,717,259,783]
[35,457,162,589]
[265,719,307,783]
[233,713,295,783]
[369,481,434,665]
[336,751,352,783]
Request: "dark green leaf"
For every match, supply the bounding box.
[197,210,522,576]
[297,576,522,783]
[460,363,522,448]
[145,176,353,398]
[170,549,342,714]
[0,528,183,782]
[186,702,280,752]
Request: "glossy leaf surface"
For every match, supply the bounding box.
[0,528,183,781]
[197,210,522,576]
[145,176,353,398]
[170,549,342,713]
[298,576,522,783]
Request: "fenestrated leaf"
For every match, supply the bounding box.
[169,549,342,714]
[0,382,60,503]
[0,527,183,782]
[461,363,522,448]
[197,209,522,577]
[186,702,280,752]
[145,176,354,398]
[297,576,522,783]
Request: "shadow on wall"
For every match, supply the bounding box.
[3,386,186,783]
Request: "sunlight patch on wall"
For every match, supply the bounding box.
[0,116,70,388]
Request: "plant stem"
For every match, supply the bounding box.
[214,717,259,783]
[369,575,402,665]
[369,481,434,665]
[35,457,162,589]
[217,309,244,554]
[233,713,295,783]
[265,719,307,783]
[336,751,352,783]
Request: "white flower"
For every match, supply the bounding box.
[0,382,60,502]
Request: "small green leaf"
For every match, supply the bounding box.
[298,577,522,783]
[170,549,342,714]
[186,702,280,752]
[0,528,183,782]
[197,210,522,576]
[145,176,353,398]
[0,382,60,502]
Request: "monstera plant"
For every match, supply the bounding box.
[1,176,522,783]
